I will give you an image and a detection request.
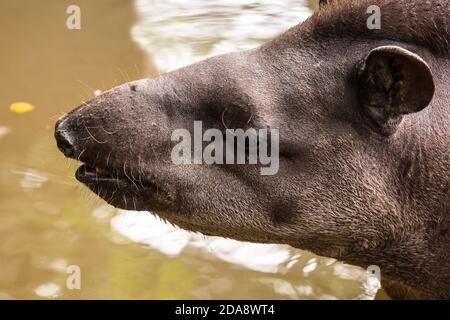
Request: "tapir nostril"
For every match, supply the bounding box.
[55,129,75,157]
[55,118,76,158]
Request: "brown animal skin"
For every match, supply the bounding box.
[55,0,450,299]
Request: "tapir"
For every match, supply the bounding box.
[55,0,450,299]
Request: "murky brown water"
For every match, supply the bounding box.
[0,0,384,299]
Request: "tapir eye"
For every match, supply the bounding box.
[220,104,254,129]
[197,100,254,130]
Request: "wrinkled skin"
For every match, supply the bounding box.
[55,0,449,299]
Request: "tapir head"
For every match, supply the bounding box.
[55,0,450,298]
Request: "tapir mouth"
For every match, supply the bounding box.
[71,156,172,212]
[75,161,157,191]
[75,164,117,184]
[55,115,166,212]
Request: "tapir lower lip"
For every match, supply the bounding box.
[75,164,122,184]
[75,164,159,192]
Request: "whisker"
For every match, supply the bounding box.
[84,124,107,144]
[123,161,139,190]
[221,108,229,129]
[134,63,143,78]
[132,196,137,211]
[106,150,113,167]
[137,155,145,189]
[77,79,96,93]
[122,194,128,210]
[77,149,86,161]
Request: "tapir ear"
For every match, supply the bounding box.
[356,46,435,135]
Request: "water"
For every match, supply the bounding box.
[0,0,379,299]
[132,0,312,72]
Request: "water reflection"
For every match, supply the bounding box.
[34,282,60,298]
[0,127,11,139]
[133,0,312,71]
[112,212,293,273]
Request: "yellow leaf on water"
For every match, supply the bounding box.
[9,102,35,114]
